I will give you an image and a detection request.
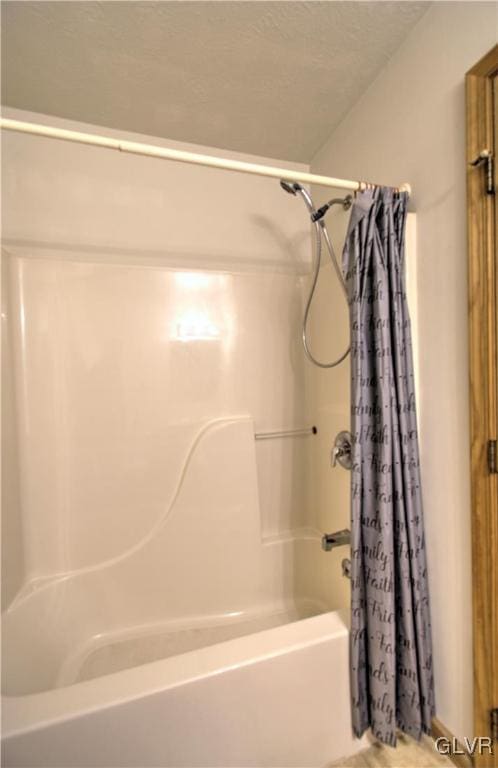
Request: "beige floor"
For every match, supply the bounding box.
[328,733,454,768]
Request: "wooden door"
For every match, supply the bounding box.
[466,44,498,768]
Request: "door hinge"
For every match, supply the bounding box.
[491,708,498,741]
[488,440,498,474]
[470,149,495,195]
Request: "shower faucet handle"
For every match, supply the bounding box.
[332,445,345,466]
[331,431,352,469]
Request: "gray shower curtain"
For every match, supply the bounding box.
[342,188,435,745]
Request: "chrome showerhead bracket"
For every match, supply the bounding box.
[312,195,353,222]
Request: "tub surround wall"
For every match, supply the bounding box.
[309,1,498,740]
[1,107,320,597]
[1,257,25,607]
[4,417,258,693]
[3,416,323,697]
[2,255,309,581]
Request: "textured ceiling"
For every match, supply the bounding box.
[1,1,429,162]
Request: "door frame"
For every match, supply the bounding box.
[466,45,498,766]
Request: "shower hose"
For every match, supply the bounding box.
[289,184,351,368]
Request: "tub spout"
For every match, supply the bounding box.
[321,529,351,551]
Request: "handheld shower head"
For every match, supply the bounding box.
[280,180,303,195]
[277,178,350,369]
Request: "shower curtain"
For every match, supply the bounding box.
[342,188,435,745]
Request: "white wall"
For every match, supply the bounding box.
[2,108,311,272]
[310,1,497,741]
[1,108,312,603]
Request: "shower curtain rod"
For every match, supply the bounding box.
[0,118,411,194]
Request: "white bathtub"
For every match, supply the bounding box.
[2,609,366,768]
